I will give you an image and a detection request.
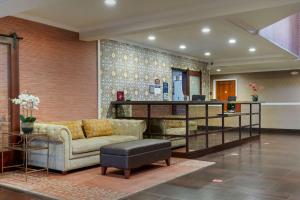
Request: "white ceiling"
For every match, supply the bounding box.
[15,0,300,38]
[118,18,295,60]
[2,0,300,74]
[211,60,300,75]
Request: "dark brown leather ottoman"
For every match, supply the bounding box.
[100,139,171,179]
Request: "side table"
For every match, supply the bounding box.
[1,132,49,181]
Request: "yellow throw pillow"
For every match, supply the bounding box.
[49,120,85,140]
[165,119,197,128]
[82,119,113,138]
[165,120,185,128]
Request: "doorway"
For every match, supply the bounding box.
[214,79,237,111]
[214,79,237,101]
[172,68,202,114]
[188,70,201,100]
[0,34,20,169]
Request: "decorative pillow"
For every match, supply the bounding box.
[165,120,185,128]
[82,119,113,138]
[48,120,85,140]
[164,118,197,128]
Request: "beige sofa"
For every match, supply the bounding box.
[28,119,146,173]
[151,116,198,148]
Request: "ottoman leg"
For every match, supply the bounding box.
[101,167,107,175]
[165,158,171,166]
[124,169,131,179]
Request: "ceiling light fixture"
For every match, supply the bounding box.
[104,0,117,7]
[249,47,256,52]
[216,69,221,72]
[228,38,237,44]
[204,52,211,56]
[201,27,211,34]
[179,44,186,50]
[290,71,299,76]
[148,35,156,41]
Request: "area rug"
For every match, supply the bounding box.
[0,158,214,200]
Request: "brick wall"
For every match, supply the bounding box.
[0,17,97,122]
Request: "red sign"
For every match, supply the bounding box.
[117,91,124,101]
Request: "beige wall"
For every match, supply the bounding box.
[211,70,300,129]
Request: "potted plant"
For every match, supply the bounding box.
[248,83,263,102]
[11,91,40,134]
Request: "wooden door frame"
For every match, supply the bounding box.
[0,34,20,169]
[213,78,237,99]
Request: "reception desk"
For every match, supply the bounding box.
[111,101,261,158]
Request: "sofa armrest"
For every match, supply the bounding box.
[33,123,72,144]
[109,119,146,139]
[31,123,73,172]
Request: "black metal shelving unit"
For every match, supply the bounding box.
[111,101,261,158]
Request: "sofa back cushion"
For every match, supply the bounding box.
[48,120,85,140]
[163,115,197,128]
[82,119,113,138]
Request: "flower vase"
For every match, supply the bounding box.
[21,122,34,134]
[252,95,258,102]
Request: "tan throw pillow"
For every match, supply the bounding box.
[82,119,113,138]
[49,121,85,140]
[165,120,185,128]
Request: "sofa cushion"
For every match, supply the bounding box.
[72,135,138,154]
[49,120,85,140]
[83,119,113,138]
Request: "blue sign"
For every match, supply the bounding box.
[163,82,168,101]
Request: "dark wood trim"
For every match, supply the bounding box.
[0,33,23,40]
[10,40,20,132]
[188,70,201,76]
[186,69,190,96]
[111,101,261,105]
[261,128,300,135]
[172,135,260,158]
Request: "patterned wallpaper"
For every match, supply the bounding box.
[100,40,210,117]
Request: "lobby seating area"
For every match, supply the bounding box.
[29,119,146,172]
[1,0,300,200]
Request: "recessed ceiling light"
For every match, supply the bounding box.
[216,69,221,72]
[104,0,117,7]
[228,38,237,44]
[179,44,186,50]
[204,52,211,56]
[290,71,299,75]
[148,35,156,41]
[249,47,256,52]
[201,27,211,34]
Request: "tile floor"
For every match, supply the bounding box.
[1,133,300,200]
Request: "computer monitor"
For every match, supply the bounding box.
[227,96,236,112]
[192,95,206,101]
[228,96,236,101]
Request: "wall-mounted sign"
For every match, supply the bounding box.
[117,91,124,101]
[163,82,168,101]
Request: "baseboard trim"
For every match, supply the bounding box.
[261,128,300,135]
[197,126,300,135]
